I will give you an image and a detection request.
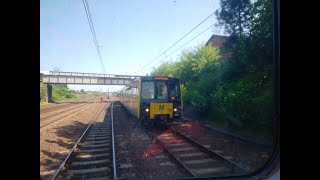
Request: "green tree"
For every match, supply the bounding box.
[150,0,273,140]
[215,0,251,68]
[40,83,46,101]
[152,45,222,112]
[247,0,273,67]
[215,0,272,70]
[151,62,176,77]
[52,84,75,101]
[215,0,251,37]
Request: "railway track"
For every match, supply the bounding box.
[40,97,102,114]
[51,102,115,180]
[111,102,249,178]
[40,103,71,113]
[112,101,187,179]
[40,103,89,120]
[155,126,247,178]
[200,124,273,148]
[44,101,266,179]
[40,103,93,129]
[167,121,272,172]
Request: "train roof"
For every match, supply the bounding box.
[139,76,179,81]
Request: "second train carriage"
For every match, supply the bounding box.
[119,76,182,125]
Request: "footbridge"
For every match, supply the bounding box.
[40,71,141,102]
[40,71,140,85]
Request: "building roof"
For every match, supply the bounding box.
[205,34,229,49]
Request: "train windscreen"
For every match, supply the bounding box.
[168,80,180,98]
[141,81,155,100]
[142,80,179,100]
[156,81,168,100]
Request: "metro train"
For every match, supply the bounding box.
[118,76,182,125]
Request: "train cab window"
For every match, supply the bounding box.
[141,82,155,100]
[156,81,168,100]
[168,84,179,97]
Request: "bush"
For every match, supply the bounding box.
[40,83,46,101]
[52,84,75,102]
[151,43,274,141]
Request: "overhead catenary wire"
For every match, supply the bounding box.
[154,27,222,70]
[152,24,216,68]
[135,9,220,74]
[82,0,106,73]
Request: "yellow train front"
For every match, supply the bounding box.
[119,76,182,126]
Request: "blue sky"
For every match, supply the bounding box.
[40,0,222,91]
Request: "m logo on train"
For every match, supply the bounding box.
[159,105,165,111]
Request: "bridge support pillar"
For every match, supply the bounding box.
[46,84,53,103]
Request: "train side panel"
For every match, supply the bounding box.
[119,79,139,119]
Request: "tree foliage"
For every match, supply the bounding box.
[151,0,274,141]
[40,83,46,101]
[52,84,75,101]
[215,0,251,36]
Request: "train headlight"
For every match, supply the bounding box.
[145,108,149,112]
[174,108,177,112]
